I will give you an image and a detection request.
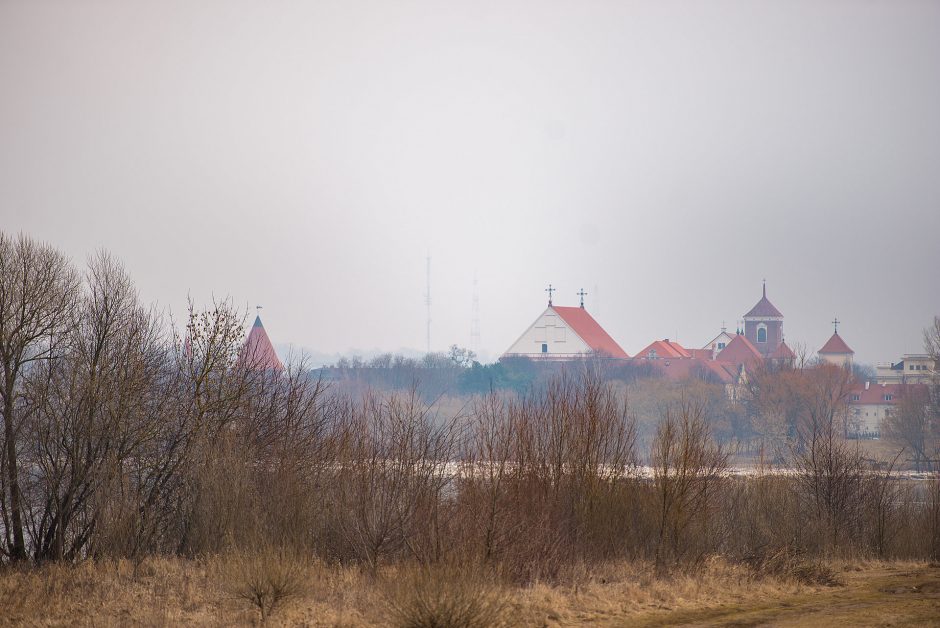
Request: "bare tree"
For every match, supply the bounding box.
[334,387,459,572]
[21,251,165,561]
[883,384,936,472]
[0,232,80,562]
[790,364,865,550]
[651,400,728,570]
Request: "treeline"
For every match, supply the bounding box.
[322,351,658,398]
[1,231,939,579]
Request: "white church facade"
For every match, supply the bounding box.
[502,300,629,360]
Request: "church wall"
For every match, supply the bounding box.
[820,352,853,368]
[504,308,591,357]
[744,318,782,356]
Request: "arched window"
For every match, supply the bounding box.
[757,326,767,343]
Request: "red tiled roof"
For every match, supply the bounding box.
[716,334,763,368]
[770,341,796,360]
[552,306,629,358]
[744,284,783,318]
[848,382,928,405]
[635,339,691,360]
[688,348,714,360]
[635,357,737,384]
[819,332,853,355]
[238,315,285,371]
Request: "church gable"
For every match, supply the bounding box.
[503,306,593,358]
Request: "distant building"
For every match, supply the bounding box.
[743,282,784,357]
[502,299,629,360]
[635,338,691,360]
[818,323,854,368]
[875,354,937,385]
[768,339,797,366]
[703,327,736,360]
[716,333,764,370]
[846,381,929,438]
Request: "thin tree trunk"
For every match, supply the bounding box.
[3,390,26,561]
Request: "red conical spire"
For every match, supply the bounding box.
[237,314,284,371]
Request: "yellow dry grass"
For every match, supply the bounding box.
[0,557,937,627]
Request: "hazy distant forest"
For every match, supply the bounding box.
[2,231,940,625]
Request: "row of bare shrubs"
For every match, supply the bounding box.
[146,365,940,583]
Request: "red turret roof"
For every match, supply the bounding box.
[819,332,854,355]
[238,315,284,371]
[552,306,629,358]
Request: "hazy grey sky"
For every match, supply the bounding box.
[2,1,938,365]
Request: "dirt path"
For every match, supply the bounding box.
[626,565,940,627]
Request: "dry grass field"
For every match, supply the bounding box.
[1,557,938,627]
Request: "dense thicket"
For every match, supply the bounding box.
[1,231,939,576]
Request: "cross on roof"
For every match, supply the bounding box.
[577,288,588,308]
[545,284,555,306]
[832,317,840,334]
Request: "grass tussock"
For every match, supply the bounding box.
[215,547,309,622]
[382,563,511,628]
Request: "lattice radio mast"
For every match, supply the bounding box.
[424,254,431,354]
[470,273,481,354]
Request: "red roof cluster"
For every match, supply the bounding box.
[552,306,630,359]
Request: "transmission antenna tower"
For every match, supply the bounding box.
[470,273,481,354]
[424,254,432,354]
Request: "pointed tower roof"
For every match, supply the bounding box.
[744,282,783,318]
[819,332,854,355]
[238,315,284,371]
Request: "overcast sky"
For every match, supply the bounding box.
[2,1,938,365]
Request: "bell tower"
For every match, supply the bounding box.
[743,280,783,357]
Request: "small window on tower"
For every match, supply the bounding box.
[718,342,726,350]
[757,327,767,343]
[541,343,548,353]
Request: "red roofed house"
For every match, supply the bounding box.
[769,340,797,366]
[847,381,928,438]
[635,339,691,360]
[703,327,736,360]
[238,314,284,371]
[716,334,764,370]
[502,301,629,360]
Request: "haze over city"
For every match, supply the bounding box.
[2,0,939,364]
